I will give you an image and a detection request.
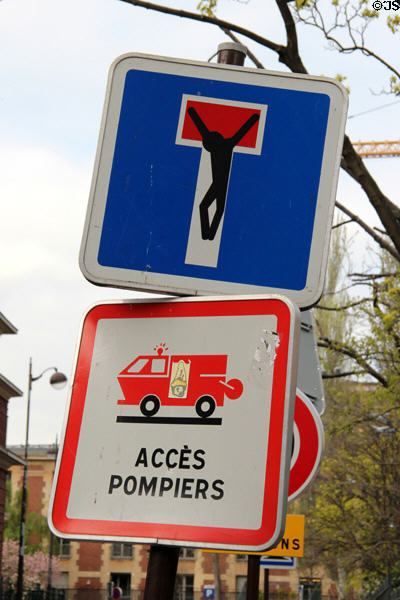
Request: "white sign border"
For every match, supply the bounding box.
[79,53,348,308]
[48,294,300,552]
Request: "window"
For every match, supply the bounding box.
[110,573,131,600]
[52,571,69,590]
[179,547,195,559]
[111,543,133,559]
[125,357,168,375]
[236,576,247,600]
[54,538,70,558]
[127,358,148,373]
[151,358,168,374]
[299,578,322,600]
[59,539,70,558]
[175,574,194,600]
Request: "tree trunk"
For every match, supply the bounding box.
[337,561,347,600]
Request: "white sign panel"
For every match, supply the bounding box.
[48,296,300,552]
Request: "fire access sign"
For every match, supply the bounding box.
[48,296,300,551]
[79,53,348,308]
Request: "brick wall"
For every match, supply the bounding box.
[75,578,102,600]
[0,398,7,447]
[270,581,291,593]
[138,545,149,589]
[0,468,5,571]
[201,551,214,574]
[27,471,44,513]
[75,577,102,589]
[201,552,228,575]
[77,542,103,572]
[26,470,45,547]
[0,395,8,574]
[200,552,229,592]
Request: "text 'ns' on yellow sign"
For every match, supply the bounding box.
[204,514,305,557]
[262,514,304,557]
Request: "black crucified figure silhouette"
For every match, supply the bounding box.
[187,106,260,241]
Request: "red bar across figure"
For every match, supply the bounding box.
[176,95,268,268]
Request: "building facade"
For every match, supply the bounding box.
[7,445,337,599]
[0,312,24,580]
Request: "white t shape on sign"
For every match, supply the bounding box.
[176,95,268,268]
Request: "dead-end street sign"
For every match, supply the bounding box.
[79,53,348,307]
[48,295,300,552]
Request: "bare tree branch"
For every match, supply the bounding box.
[290,2,400,258]
[322,370,360,379]
[374,227,390,236]
[349,272,397,279]
[332,219,354,229]
[321,278,364,295]
[294,0,400,81]
[340,138,400,253]
[318,338,388,387]
[119,0,400,263]
[275,0,308,74]
[336,198,400,261]
[317,299,368,311]
[334,44,400,81]
[118,0,284,55]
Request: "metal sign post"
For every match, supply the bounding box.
[144,45,250,599]
[298,311,325,414]
[247,555,261,600]
[143,545,180,600]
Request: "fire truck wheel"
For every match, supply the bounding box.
[140,395,161,417]
[196,395,216,418]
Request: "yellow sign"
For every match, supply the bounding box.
[262,514,304,557]
[203,514,305,557]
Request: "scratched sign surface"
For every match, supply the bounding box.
[79,53,348,307]
[48,296,300,551]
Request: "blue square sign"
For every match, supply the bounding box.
[80,54,347,306]
[260,556,297,569]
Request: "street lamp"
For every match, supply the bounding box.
[16,358,67,600]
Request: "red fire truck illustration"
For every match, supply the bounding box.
[117,345,243,418]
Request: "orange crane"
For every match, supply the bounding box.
[353,140,400,158]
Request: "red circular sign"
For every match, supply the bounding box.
[288,389,324,502]
[112,587,122,600]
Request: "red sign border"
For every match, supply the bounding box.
[288,389,324,501]
[49,296,299,550]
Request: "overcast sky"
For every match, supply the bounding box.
[1,0,398,446]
